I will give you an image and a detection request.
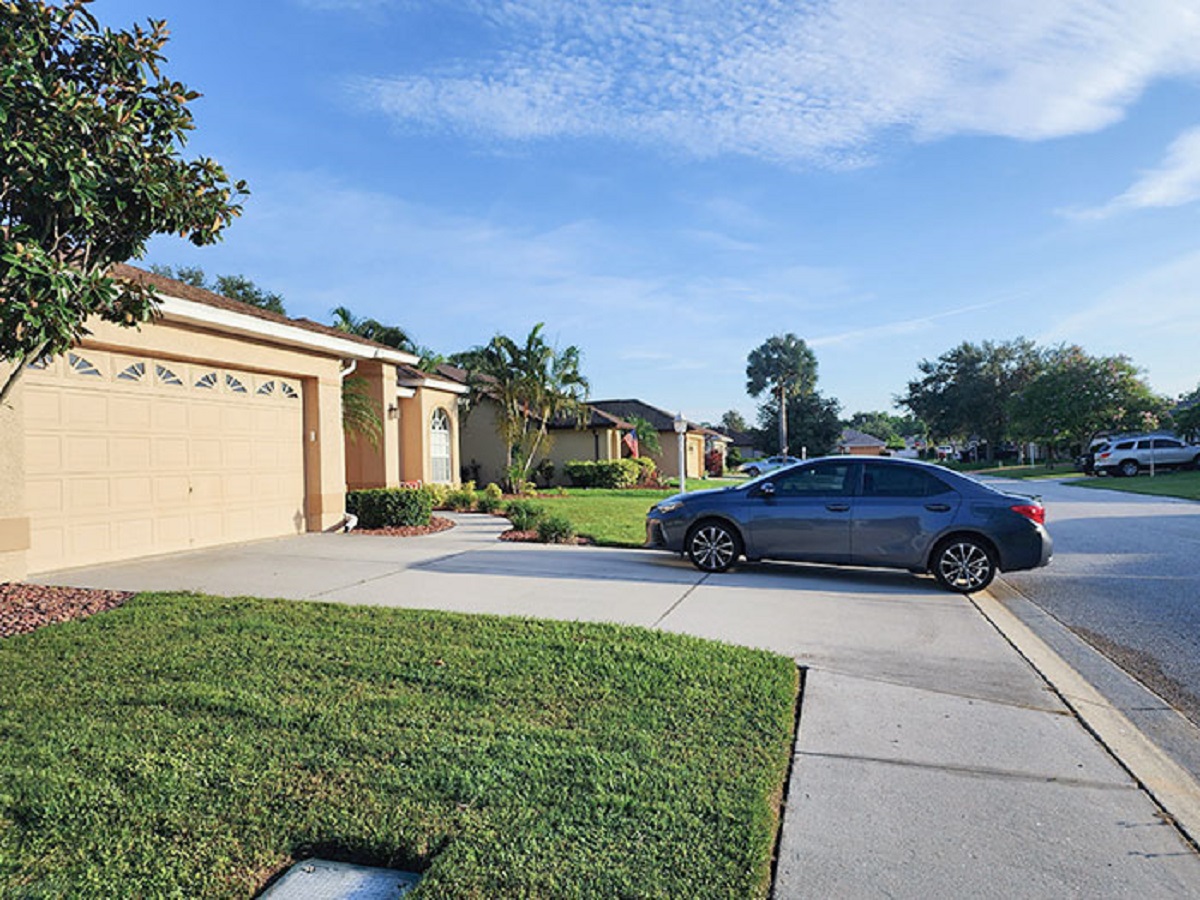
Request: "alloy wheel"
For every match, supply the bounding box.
[935,539,995,593]
[688,523,739,573]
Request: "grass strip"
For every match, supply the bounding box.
[1067,470,1200,501]
[0,593,797,898]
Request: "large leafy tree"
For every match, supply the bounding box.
[150,265,286,315]
[720,409,748,433]
[1010,346,1168,453]
[746,334,818,455]
[0,0,247,403]
[755,391,842,458]
[455,324,589,491]
[898,338,1044,459]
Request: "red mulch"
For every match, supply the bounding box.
[499,529,593,546]
[351,515,456,537]
[1,582,134,639]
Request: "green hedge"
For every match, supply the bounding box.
[564,459,642,488]
[346,487,434,529]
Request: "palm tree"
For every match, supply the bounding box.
[458,324,589,491]
[746,334,817,455]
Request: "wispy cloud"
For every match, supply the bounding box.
[1065,126,1200,219]
[344,0,1200,165]
[810,297,1011,349]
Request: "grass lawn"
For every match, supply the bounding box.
[1068,469,1200,501]
[0,593,798,898]
[537,480,740,547]
[954,462,1081,480]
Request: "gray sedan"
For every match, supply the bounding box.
[645,456,1052,592]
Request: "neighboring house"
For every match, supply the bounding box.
[0,264,460,583]
[723,428,764,461]
[590,399,707,480]
[837,428,888,456]
[450,370,634,486]
[695,427,733,473]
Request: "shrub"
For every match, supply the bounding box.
[504,499,546,531]
[632,456,657,484]
[475,494,503,514]
[423,483,450,509]
[346,487,433,529]
[445,480,477,512]
[705,449,724,477]
[537,514,576,544]
[484,482,504,501]
[563,459,641,489]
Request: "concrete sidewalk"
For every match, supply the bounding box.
[35,513,1200,897]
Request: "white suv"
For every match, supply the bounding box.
[1093,435,1200,477]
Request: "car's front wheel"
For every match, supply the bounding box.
[932,536,996,593]
[686,520,742,573]
[1119,459,1140,478]
[743,466,759,477]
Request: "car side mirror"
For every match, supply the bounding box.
[756,482,776,499]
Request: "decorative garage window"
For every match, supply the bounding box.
[257,380,276,396]
[155,364,183,386]
[69,353,102,377]
[118,362,146,382]
[26,358,50,370]
[280,382,299,399]
[225,374,248,394]
[195,372,219,390]
[430,408,452,484]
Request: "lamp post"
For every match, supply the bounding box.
[674,412,688,493]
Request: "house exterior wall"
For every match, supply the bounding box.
[458,401,508,486]
[344,360,401,490]
[399,387,461,485]
[650,430,706,480]
[539,428,619,484]
[0,316,347,580]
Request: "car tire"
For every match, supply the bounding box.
[932,536,996,594]
[686,520,742,573]
[744,466,759,477]
[1119,459,1140,478]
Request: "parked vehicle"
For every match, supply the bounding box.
[646,456,1051,593]
[738,455,801,477]
[1093,435,1200,477]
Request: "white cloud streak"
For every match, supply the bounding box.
[1067,126,1200,219]
[344,0,1200,165]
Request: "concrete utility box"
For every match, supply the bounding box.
[258,858,420,899]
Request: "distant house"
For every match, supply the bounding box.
[590,399,707,481]
[723,428,764,461]
[695,427,733,474]
[445,367,635,486]
[837,428,888,456]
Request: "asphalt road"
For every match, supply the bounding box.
[989,475,1200,729]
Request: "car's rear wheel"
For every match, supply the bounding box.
[932,536,996,593]
[1119,459,1140,478]
[744,466,759,477]
[686,520,742,573]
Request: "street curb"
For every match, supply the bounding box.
[974,581,1200,848]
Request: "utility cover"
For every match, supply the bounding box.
[258,858,420,899]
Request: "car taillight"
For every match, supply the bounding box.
[1011,504,1045,526]
[1097,451,1110,460]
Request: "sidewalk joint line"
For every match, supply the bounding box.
[650,573,709,628]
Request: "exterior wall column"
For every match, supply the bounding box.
[0,363,29,581]
[303,374,348,531]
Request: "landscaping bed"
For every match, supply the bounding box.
[0,582,133,639]
[0,593,798,898]
[352,515,456,537]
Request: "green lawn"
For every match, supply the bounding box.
[1068,469,1200,501]
[0,594,798,898]
[954,462,1080,480]
[537,480,740,547]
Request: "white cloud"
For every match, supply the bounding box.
[1067,126,1200,219]
[346,0,1200,165]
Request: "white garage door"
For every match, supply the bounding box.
[23,348,306,573]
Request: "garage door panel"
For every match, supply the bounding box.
[25,355,307,572]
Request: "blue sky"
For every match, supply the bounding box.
[103,0,1200,425]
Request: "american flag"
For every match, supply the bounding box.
[623,430,639,457]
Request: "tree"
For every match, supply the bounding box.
[331,306,416,353]
[1,0,247,404]
[149,265,286,314]
[1010,346,1169,454]
[746,334,818,455]
[720,409,748,433]
[456,324,589,491]
[1176,383,1200,443]
[755,391,842,458]
[898,338,1043,459]
[628,416,661,457]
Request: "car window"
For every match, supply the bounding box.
[1135,440,1151,449]
[771,462,854,497]
[1153,439,1182,449]
[862,465,951,498]
[1115,441,1134,450]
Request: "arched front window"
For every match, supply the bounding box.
[430,408,452,484]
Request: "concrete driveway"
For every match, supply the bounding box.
[33,513,1200,897]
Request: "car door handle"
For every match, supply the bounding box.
[925,503,952,512]
[826,503,850,513]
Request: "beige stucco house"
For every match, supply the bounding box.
[0,265,462,583]
[589,399,707,481]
